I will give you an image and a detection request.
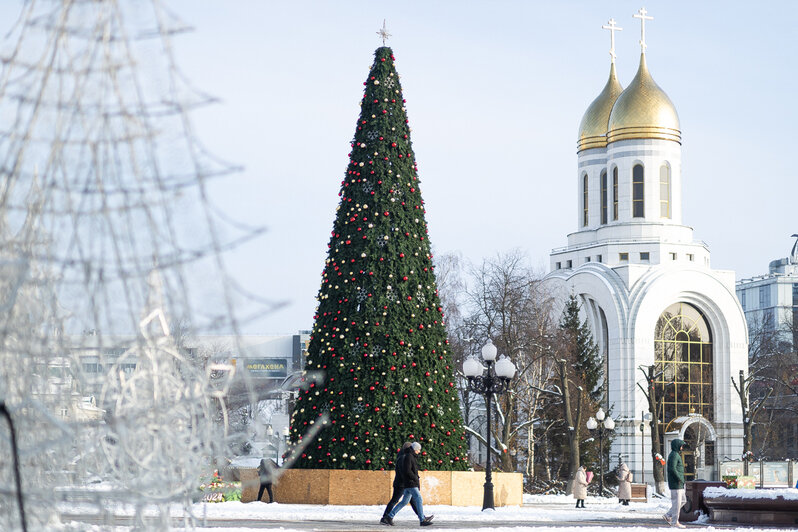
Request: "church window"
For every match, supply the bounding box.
[640,252,650,261]
[585,257,591,263]
[566,260,573,268]
[556,262,561,270]
[600,170,608,224]
[655,302,714,446]
[612,167,618,220]
[687,254,694,261]
[633,164,644,217]
[669,252,677,260]
[660,164,671,218]
[597,254,602,262]
[583,174,589,227]
[619,252,628,262]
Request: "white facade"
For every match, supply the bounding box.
[545,47,748,483]
[736,240,798,342]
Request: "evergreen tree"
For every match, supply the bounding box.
[288,47,468,471]
[560,295,602,402]
[558,294,608,487]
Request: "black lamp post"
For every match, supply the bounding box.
[586,407,615,496]
[463,340,516,511]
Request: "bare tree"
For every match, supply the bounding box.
[742,313,797,459]
[438,250,559,476]
[637,365,666,494]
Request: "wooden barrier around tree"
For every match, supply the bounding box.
[239,468,523,507]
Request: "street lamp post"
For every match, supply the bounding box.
[281,426,290,465]
[586,408,615,496]
[639,412,645,483]
[463,340,516,511]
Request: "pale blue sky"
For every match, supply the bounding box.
[166,1,798,333]
[17,1,798,334]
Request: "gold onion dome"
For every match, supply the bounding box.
[607,53,680,144]
[577,62,623,152]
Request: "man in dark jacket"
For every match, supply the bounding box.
[663,439,686,528]
[256,458,277,503]
[381,443,419,524]
[384,442,433,526]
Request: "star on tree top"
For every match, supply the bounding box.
[376,19,391,45]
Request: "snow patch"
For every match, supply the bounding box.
[703,486,798,500]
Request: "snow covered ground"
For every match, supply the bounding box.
[55,492,798,531]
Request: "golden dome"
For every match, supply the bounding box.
[577,62,623,152]
[607,53,680,144]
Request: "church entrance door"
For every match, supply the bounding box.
[681,449,696,482]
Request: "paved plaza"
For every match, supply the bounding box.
[59,497,790,531]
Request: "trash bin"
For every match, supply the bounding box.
[680,480,727,522]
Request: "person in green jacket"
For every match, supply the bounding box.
[663,438,686,528]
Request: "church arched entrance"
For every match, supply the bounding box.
[664,415,717,481]
[654,302,715,475]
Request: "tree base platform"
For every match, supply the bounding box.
[239,468,523,507]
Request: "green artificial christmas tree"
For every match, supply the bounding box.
[288,47,468,471]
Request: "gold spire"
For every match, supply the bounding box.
[577,62,623,152]
[606,53,680,144]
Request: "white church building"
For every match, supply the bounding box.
[545,11,748,483]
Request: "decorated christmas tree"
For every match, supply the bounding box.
[288,46,468,471]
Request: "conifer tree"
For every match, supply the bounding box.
[288,47,468,471]
[560,295,602,402]
[556,294,606,487]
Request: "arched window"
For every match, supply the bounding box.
[654,302,714,444]
[600,170,608,225]
[612,167,618,220]
[583,174,589,227]
[660,164,671,218]
[633,164,644,218]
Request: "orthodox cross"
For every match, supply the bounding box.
[633,7,653,53]
[601,18,622,62]
[377,19,391,46]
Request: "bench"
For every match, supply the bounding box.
[630,483,648,503]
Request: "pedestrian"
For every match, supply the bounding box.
[381,442,420,524]
[663,439,687,528]
[573,465,589,508]
[256,458,277,503]
[616,462,632,505]
[384,442,434,526]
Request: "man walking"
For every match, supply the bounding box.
[384,442,433,526]
[663,439,686,528]
[381,442,420,524]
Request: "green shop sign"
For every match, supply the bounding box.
[244,358,288,377]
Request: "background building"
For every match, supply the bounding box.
[736,237,798,346]
[61,330,309,455]
[736,238,798,458]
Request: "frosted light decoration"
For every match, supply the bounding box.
[494,355,515,378]
[604,417,615,430]
[595,407,605,421]
[586,417,598,430]
[463,357,483,377]
[481,340,498,361]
